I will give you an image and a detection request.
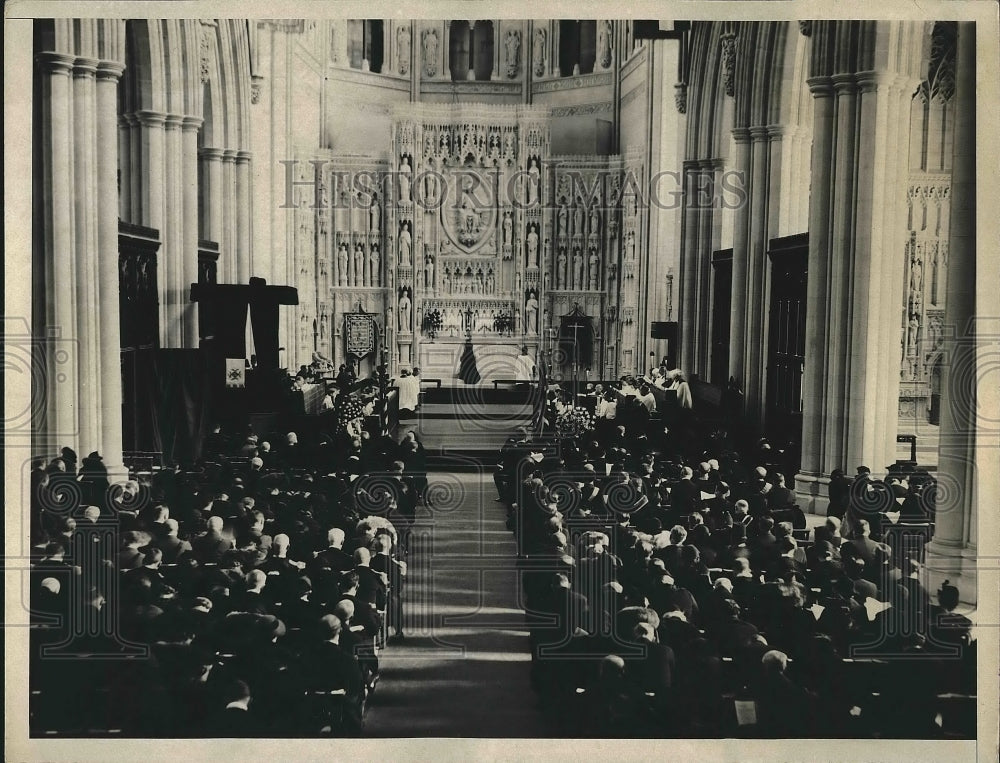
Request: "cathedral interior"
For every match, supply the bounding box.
[17,15,993,746]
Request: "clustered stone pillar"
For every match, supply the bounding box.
[728,124,777,424]
[925,22,977,603]
[35,24,127,475]
[794,21,925,513]
[728,128,751,390]
[678,161,701,373]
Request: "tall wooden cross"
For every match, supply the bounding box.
[190,277,298,369]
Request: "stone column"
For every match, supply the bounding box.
[182,117,202,347]
[236,150,253,283]
[96,60,127,473]
[136,110,166,243]
[926,22,977,602]
[162,114,184,348]
[696,160,719,376]
[728,129,751,388]
[201,147,226,268]
[72,57,102,453]
[678,161,700,372]
[795,75,835,508]
[36,52,79,452]
[794,21,925,513]
[223,149,239,285]
[742,126,773,425]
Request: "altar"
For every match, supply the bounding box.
[301,102,646,384]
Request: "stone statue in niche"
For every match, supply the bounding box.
[533,28,546,77]
[910,257,923,294]
[505,29,521,79]
[399,156,412,202]
[502,210,513,246]
[370,194,381,233]
[424,253,435,289]
[907,316,919,352]
[398,221,412,266]
[525,290,539,335]
[423,27,439,78]
[526,224,539,268]
[573,204,584,236]
[590,205,600,235]
[598,21,612,69]
[527,158,540,206]
[573,247,584,290]
[588,248,600,290]
[398,288,412,332]
[338,242,349,286]
[397,26,411,76]
[369,244,380,286]
[626,193,638,218]
[353,243,365,286]
[557,204,569,238]
[486,268,495,294]
[442,267,451,294]
[556,247,568,289]
[626,229,636,260]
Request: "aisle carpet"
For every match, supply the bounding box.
[363,471,553,737]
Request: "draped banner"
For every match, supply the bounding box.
[345,313,377,358]
[225,358,246,388]
[459,340,481,384]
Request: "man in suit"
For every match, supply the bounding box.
[715,598,759,657]
[625,621,675,697]
[308,615,365,733]
[352,547,388,612]
[766,474,796,512]
[158,518,192,563]
[192,516,233,563]
[312,527,354,573]
[370,533,406,641]
[232,569,272,615]
[669,467,699,515]
[840,519,889,585]
[751,649,818,736]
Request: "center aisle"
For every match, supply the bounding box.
[364,470,552,737]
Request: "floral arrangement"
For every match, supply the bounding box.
[335,394,365,432]
[493,312,515,336]
[422,308,443,339]
[555,405,595,439]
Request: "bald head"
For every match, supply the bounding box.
[762,649,788,674]
[353,547,371,566]
[333,599,355,623]
[318,614,343,641]
[327,527,346,548]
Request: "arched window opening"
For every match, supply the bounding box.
[559,20,580,76]
[450,21,494,81]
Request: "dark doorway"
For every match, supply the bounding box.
[710,248,732,385]
[765,233,808,456]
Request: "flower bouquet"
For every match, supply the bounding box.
[555,405,595,439]
[422,308,444,340]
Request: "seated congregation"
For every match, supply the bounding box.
[498,370,976,739]
[28,417,427,737]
